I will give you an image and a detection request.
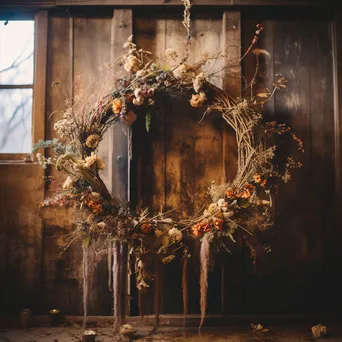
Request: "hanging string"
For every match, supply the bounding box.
[82,244,89,329]
[182,0,192,56]
[181,256,188,327]
[112,240,121,331]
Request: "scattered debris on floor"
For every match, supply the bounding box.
[311,324,327,338]
[250,322,270,333]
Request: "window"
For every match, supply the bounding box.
[0,20,34,154]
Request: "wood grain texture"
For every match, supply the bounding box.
[43,15,84,315]
[12,0,326,7]
[132,11,226,315]
[110,9,132,201]
[221,11,242,315]
[73,15,113,315]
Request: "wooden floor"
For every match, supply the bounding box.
[0,314,341,341]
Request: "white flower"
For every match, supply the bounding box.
[134,88,142,98]
[168,227,183,242]
[62,176,73,190]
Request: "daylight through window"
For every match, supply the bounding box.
[0,20,34,154]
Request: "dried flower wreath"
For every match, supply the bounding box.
[34,23,302,330]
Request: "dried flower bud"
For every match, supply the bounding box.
[140,223,152,234]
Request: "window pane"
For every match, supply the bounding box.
[0,89,32,153]
[0,21,34,85]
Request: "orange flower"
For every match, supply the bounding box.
[214,218,223,231]
[244,183,255,191]
[140,223,152,234]
[191,223,203,237]
[112,98,123,114]
[241,189,251,199]
[253,174,261,183]
[225,188,235,198]
[87,200,102,214]
[202,224,211,233]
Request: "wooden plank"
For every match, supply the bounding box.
[221,11,242,315]
[0,164,44,310]
[110,9,132,320]
[46,15,73,190]
[309,21,335,311]
[73,15,113,315]
[110,9,132,201]
[55,0,327,7]
[271,20,313,313]
[190,15,225,315]
[331,8,342,311]
[33,11,48,158]
[241,20,275,279]
[131,14,167,316]
[43,15,83,314]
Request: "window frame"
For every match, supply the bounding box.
[0,11,47,161]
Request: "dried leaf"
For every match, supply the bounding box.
[162,255,175,264]
[256,93,269,98]
[252,48,271,57]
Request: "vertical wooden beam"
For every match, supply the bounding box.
[222,11,242,98]
[33,10,48,149]
[33,10,48,305]
[110,8,133,320]
[332,9,342,308]
[332,10,342,210]
[221,11,242,315]
[111,9,133,202]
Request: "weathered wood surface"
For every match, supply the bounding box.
[132,11,229,315]
[241,18,335,313]
[110,9,132,322]
[0,163,44,312]
[0,7,340,316]
[0,0,329,8]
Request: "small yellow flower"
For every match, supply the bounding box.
[112,98,123,114]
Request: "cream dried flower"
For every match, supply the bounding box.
[84,152,105,170]
[173,64,188,79]
[85,134,100,149]
[124,54,140,73]
[62,176,73,190]
[190,91,206,107]
[193,72,205,93]
[168,227,183,242]
[136,69,148,77]
[133,96,144,106]
[165,48,178,61]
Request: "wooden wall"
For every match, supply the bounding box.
[0,5,340,316]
